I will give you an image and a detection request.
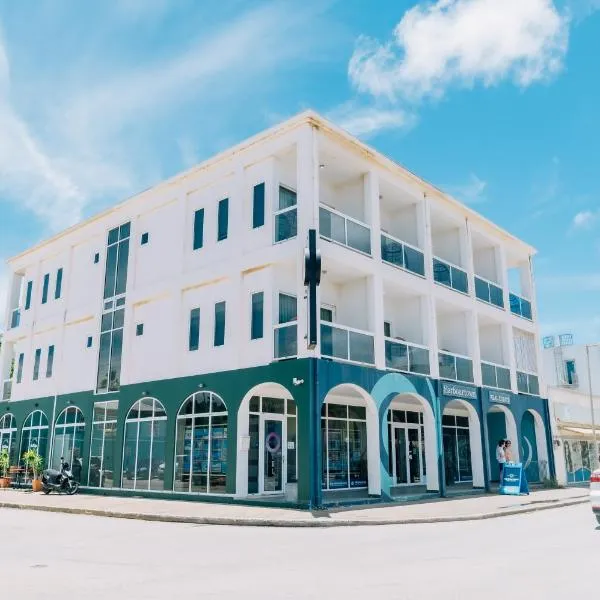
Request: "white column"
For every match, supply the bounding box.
[502,322,518,392]
[368,275,386,370]
[462,218,476,298]
[425,295,440,378]
[296,124,320,359]
[422,194,434,280]
[422,195,439,377]
[467,311,482,386]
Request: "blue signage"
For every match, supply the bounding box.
[440,381,477,400]
[488,391,511,406]
[500,463,529,496]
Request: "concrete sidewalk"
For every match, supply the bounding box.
[0,487,588,527]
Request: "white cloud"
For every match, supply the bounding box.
[328,103,414,137]
[572,210,597,229]
[441,173,487,205]
[349,0,569,102]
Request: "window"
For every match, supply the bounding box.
[214,301,226,347]
[122,398,167,491]
[0,414,17,465]
[251,292,264,340]
[46,345,55,378]
[217,198,229,241]
[565,360,577,385]
[96,307,124,393]
[33,349,42,381]
[25,281,33,310]
[87,336,93,348]
[252,183,265,229]
[16,353,24,383]
[55,268,63,299]
[141,232,149,245]
[136,323,144,336]
[94,252,100,264]
[174,392,228,494]
[193,208,205,250]
[52,407,85,481]
[274,294,298,359]
[19,411,49,479]
[274,186,297,242]
[41,274,50,304]
[278,293,297,324]
[103,223,131,300]
[320,307,333,323]
[88,400,119,488]
[189,308,200,351]
[384,321,392,338]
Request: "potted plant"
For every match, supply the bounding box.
[23,449,44,492]
[0,449,10,488]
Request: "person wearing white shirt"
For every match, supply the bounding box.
[496,439,506,485]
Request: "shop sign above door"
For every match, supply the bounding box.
[489,391,511,406]
[441,382,477,400]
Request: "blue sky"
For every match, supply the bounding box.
[0,0,599,342]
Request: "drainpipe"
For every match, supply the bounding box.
[586,345,599,471]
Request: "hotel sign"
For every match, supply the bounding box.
[441,382,477,400]
[488,391,511,406]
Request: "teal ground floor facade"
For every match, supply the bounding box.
[0,359,555,508]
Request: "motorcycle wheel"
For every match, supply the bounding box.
[43,487,51,495]
[67,481,79,495]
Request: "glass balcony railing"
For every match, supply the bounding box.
[509,293,533,320]
[380,233,425,277]
[9,308,21,329]
[321,322,375,365]
[481,361,511,390]
[439,351,474,383]
[273,323,297,359]
[1,379,12,401]
[475,276,504,309]
[385,338,430,375]
[433,257,469,294]
[319,205,371,255]
[517,371,540,396]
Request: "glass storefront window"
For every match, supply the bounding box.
[52,406,85,482]
[19,410,49,480]
[442,415,473,485]
[0,413,17,465]
[88,400,118,488]
[121,398,167,491]
[174,392,228,494]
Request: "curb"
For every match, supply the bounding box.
[0,497,589,528]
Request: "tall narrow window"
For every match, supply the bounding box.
[46,345,55,378]
[217,198,229,241]
[189,308,200,351]
[96,308,124,393]
[275,186,297,242]
[252,183,265,229]
[41,274,50,304]
[251,292,264,340]
[278,293,297,324]
[193,208,205,250]
[214,301,226,347]
[33,349,42,381]
[55,268,63,299]
[25,281,33,310]
[16,353,24,383]
[103,224,131,300]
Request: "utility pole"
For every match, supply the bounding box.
[585,344,599,470]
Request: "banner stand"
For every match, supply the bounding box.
[499,462,529,496]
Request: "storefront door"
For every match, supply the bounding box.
[260,415,286,494]
[393,424,422,485]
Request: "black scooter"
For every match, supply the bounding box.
[41,457,80,495]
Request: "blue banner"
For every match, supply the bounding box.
[500,463,529,495]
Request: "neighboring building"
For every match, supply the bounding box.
[542,336,600,485]
[0,111,552,507]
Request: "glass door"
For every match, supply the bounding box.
[261,417,285,493]
[407,426,422,484]
[393,427,408,485]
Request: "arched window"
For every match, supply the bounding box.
[0,413,17,464]
[174,392,228,494]
[52,406,85,482]
[122,398,167,491]
[20,410,49,469]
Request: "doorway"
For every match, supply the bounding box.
[392,424,423,485]
[261,416,285,493]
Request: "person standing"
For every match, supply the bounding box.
[504,439,513,463]
[496,439,506,486]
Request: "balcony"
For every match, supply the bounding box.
[273,323,297,360]
[509,293,532,320]
[439,351,474,384]
[321,322,375,365]
[481,361,511,390]
[385,338,430,375]
[381,233,425,277]
[1,379,12,401]
[9,308,20,329]
[319,205,371,256]
[517,371,540,396]
[475,276,504,309]
[433,257,468,294]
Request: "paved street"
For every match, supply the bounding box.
[1,503,597,599]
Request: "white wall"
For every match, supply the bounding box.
[473,247,497,282]
[384,294,424,345]
[437,311,469,356]
[432,228,462,266]
[479,323,504,364]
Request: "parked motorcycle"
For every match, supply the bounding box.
[41,457,80,495]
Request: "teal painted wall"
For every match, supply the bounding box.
[487,412,506,482]
[521,410,539,483]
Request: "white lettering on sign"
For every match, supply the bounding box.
[441,382,477,400]
[489,392,511,405]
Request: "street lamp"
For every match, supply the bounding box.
[585,344,599,470]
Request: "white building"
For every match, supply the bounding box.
[542,336,600,485]
[0,111,552,506]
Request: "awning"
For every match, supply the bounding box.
[557,421,600,440]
